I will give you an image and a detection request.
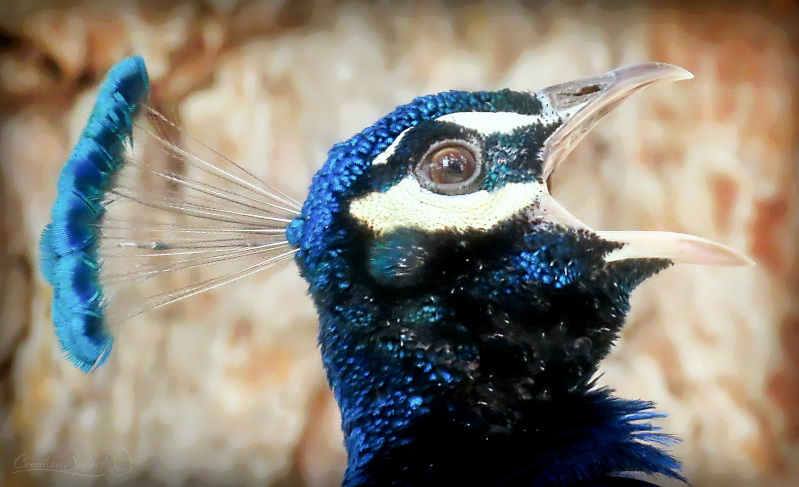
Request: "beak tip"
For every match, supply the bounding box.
[736,254,757,267]
[611,62,695,84]
[666,64,694,81]
[713,246,756,267]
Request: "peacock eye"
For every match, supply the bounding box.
[416,141,482,195]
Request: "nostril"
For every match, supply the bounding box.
[570,84,602,96]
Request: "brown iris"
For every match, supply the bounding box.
[427,146,476,184]
[416,142,482,195]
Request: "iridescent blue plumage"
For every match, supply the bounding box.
[288,88,686,485]
[40,56,149,371]
[41,59,749,486]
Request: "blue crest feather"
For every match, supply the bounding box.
[40,56,150,371]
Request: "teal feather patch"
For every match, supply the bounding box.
[39,55,298,372]
[40,56,150,372]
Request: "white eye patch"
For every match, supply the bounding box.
[436,111,555,136]
[348,178,545,234]
[371,130,409,166]
[371,110,557,167]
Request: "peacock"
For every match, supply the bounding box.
[39,56,752,486]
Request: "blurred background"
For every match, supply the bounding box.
[0,1,797,486]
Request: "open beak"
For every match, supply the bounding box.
[534,63,754,267]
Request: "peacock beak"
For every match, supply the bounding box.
[530,63,754,267]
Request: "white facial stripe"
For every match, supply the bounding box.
[436,110,556,135]
[371,109,561,168]
[349,178,545,234]
[371,129,410,166]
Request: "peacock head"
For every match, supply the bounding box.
[287,64,751,402]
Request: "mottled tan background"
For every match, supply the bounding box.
[0,1,797,486]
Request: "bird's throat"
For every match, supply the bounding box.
[308,217,674,485]
[315,280,672,485]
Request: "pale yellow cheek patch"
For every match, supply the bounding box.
[348,178,545,234]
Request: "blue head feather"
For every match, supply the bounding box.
[289,89,683,485]
[40,56,149,371]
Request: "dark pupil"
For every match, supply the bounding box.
[428,147,475,184]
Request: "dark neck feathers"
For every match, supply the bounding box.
[312,248,680,486]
